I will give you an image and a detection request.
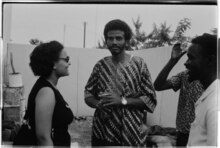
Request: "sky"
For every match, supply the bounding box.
[4,3,218,48]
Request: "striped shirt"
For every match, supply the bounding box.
[85,55,156,146]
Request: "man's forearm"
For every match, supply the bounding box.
[154,58,178,90]
[85,96,99,108]
[125,97,149,110]
[86,95,154,111]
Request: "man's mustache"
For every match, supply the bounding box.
[110,45,120,49]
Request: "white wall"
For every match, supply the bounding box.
[129,47,187,127]
[6,43,187,128]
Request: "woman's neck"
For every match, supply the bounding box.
[46,75,58,87]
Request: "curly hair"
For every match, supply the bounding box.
[191,33,217,57]
[29,41,64,78]
[104,19,132,41]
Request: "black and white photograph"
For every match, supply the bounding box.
[1,0,219,147]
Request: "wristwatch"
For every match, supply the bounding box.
[121,96,127,106]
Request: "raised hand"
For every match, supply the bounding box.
[171,43,187,61]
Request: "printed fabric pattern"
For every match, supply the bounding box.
[167,70,203,133]
[85,56,156,146]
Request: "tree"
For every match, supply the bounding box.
[211,28,217,35]
[29,38,43,45]
[145,22,172,48]
[130,16,148,50]
[172,18,191,43]
[97,37,108,49]
[144,18,191,49]
[97,17,191,50]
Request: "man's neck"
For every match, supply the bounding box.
[200,72,217,90]
[112,50,127,63]
[47,74,58,86]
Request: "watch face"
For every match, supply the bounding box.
[122,97,127,105]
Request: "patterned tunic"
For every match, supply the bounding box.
[84,55,157,146]
[167,70,203,133]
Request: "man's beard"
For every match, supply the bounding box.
[109,44,126,56]
[187,70,198,83]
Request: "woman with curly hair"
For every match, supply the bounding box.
[26,41,74,147]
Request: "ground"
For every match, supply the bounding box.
[68,116,177,147]
[69,116,93,146]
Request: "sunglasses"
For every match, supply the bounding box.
[58,56,70,63]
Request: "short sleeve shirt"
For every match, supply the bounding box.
[84,56,157,146]
[167,70,203,133]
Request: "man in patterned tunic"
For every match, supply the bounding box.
[154,43,203,146]
[84,19,157,146]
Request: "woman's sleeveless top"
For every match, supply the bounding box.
[26,77,74,146]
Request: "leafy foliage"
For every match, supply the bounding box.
[97,37,107,49]
[130,16,148,50]
[97,17,192,50]
[29,38,43,45]
[145,22,172,48]
[172,18,191,43]
[211,28,217,35]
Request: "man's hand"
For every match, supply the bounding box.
[171,43,186,61]
[99,93,122,107]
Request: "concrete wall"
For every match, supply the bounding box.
[6,43,187,128]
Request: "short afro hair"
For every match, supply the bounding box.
[29,41,64,78]
[191,33,217,57]
[104,19,132,41]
